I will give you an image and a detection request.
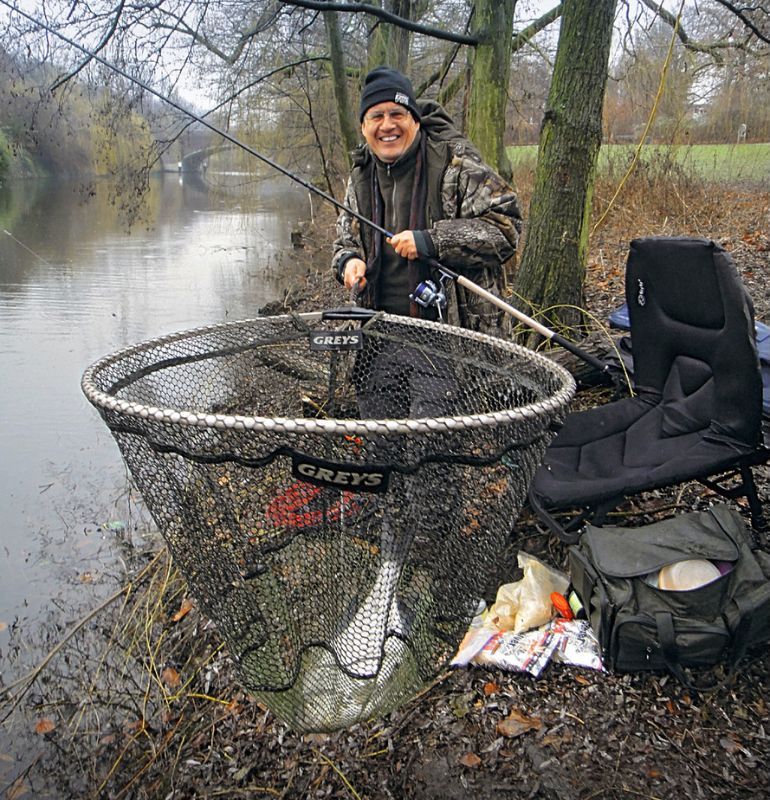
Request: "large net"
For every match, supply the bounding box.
[82,309,575,732]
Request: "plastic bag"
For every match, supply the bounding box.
[487,552,569,633]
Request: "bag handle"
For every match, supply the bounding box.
[727,594,754,665]
[655,611,738,692]
[654,611,690,685]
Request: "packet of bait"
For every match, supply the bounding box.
[472,627,560,677]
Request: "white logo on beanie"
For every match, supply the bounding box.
[394,91,410,106]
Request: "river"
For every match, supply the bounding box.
[0,172,311,653]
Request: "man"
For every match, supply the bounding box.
[332,66,523,335]
[327,70,522,679]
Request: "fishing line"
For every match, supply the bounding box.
[1,0,609,373]
[3,228,54,265]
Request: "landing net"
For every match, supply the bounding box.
[82,309,575,732]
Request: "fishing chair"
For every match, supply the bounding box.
[528,236,769,544]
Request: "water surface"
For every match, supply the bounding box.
[0,172,311,639]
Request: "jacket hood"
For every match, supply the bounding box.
[416,99,463,143]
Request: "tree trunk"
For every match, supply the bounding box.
[323,9,358,162]
[514,0,617,340]
[467,0,515,180]
[366,0,413,72]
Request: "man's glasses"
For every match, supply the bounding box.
[364,108,409,124]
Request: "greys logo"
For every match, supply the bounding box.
[292,454,390,493]
[308,330,363,351]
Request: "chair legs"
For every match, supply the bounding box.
[529,464,768,547]
[527,488,624,544]
[698,462,768,540]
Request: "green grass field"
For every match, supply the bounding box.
[507,142,770,184]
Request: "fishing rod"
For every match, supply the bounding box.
[5,0,609,374]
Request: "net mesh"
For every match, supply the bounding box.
[82,310,575,732]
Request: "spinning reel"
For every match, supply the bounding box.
[409,270,452,321]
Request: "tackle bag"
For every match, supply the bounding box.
[568,504,770,681]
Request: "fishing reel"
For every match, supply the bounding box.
[410,271,451,321]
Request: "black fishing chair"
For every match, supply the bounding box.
[528,236,769,543]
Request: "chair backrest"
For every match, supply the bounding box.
[625,236,762,447]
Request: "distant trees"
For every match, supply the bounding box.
[605,2,770,144]
[0,41,161,180]
[0,54,93,176]
[690,3,770,142]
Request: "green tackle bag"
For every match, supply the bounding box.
[568,504,770,682]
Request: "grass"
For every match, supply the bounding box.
[508,142,770,184]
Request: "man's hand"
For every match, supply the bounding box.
[343,257,367,291]
[387,231,418,260]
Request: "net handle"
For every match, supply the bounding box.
[321,279,375,321]
[321,307,377,321]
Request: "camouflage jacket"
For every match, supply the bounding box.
[332,100,523,335]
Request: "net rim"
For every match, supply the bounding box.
[81,312,576,435]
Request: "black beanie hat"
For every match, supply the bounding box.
[359,67,421,122]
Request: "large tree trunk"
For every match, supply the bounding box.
[467,0,515,180]
[514,0,617,340]
[323,9,358,162]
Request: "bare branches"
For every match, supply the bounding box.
[143,3,285,65]
[511,2,562,55]
[638,0,760,61]
[712,0,770,44]
[277,0,479,45]
[50,0,127,91]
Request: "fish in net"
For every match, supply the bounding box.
[81,309,575,732]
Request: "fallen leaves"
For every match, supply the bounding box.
[171,598,194,622]
[719,734,751,757]
[496,708,542,739]
[449,691,475,718]
[34,718,55,735]
[459,752,482,768]
[161,666,182,689]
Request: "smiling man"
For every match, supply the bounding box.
[329,70,524,669]
[332,66,523,334]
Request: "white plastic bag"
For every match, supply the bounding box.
[487,552,569,633]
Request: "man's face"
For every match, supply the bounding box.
[361,102,420,163]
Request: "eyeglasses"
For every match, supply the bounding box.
[364,108,410,124]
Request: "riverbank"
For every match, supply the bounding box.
[2,175,769,799]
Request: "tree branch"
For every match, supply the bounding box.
[145,2,285,65]
[638,0,762,61]
[712,0,770,45]
[511,3,563,55]
[162,56,330,146]
[278,0,479,45]
[50,0,127,92]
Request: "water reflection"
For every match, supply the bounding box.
[0,173,311,637]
